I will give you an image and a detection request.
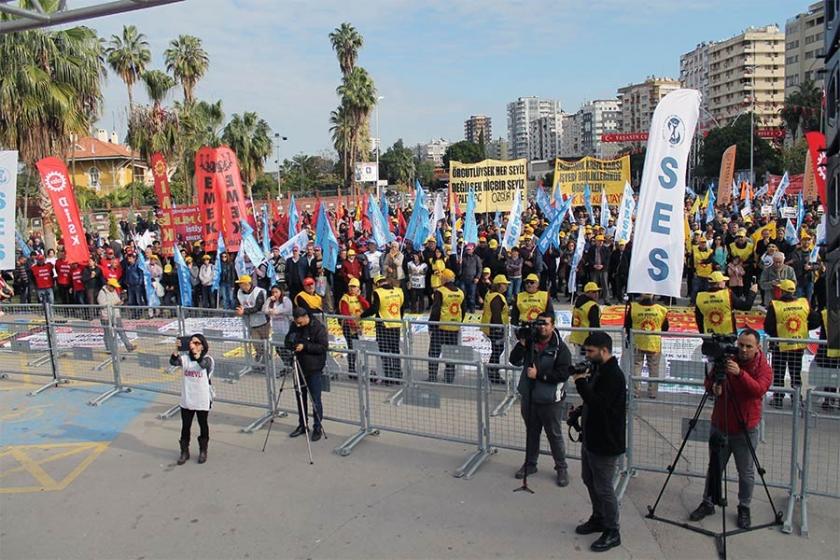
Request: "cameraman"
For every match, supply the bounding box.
[508,312,572,487]
[570,331,626,553]
[689,328,772,530]
[284,307,329,442]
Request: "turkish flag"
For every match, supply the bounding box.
[36,157,89,265]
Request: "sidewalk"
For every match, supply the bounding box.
[1,384,837,560]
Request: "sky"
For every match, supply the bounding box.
[85,0,807,164]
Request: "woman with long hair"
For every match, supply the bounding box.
[170,333,214,465]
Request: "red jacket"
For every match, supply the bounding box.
[31,262,54,289]
[55,258,72,286]
[341,258,363,282]
[705,350,772,434]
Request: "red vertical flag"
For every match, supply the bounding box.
[804,131,827,205]
[194,147,222,251]
[149,153,176,257]
[396,208,407,236]
[36,157,90,264]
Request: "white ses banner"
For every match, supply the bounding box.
[627,89,701,298]
[0,151,18,270]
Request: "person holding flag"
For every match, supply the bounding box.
[427,269,465,383]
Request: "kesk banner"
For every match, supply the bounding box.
[449,158,527,213]
[149,153,176,257]
[804,131,826,204]
[195,146,223,251]
[0,151,18,269]
[627,89,701,297]
[36,157,90,264]
[552,155,630,205]
[717,145,736,206]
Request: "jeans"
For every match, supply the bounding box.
[581,447,622,530]
[521,398,568,471]
[127,286,145,307]
[460,279,477,312]
[100,317,133,352]
[702,426,759,508]
[690,276,707,305]
[180,408,209,443]
[219,284,235,310]
[295,371,323,429]
[507,278,522,302]
[37,288,54,305]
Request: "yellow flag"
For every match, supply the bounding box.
[750,220,776,245]
[684,214,691,251]
[690,196,701,216]
[702,189,710,209]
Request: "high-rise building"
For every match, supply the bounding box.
[560,112,582,158]
[579,100,621,157]
[487,137,510,160]
[528,114,563,160]
[464,115,492,144]
[681,42,715,127]
[419,138,450,167]
[785,2,825,98]
[707,25,785,128]
[617,77,681,135]
[506,96,561,159]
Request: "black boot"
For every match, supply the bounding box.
[177,440,189,465]
[590,529,621,552]
[289,425,306,438]
[736,505,751,529]
[197,436,208,464]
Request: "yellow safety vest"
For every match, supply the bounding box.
[772,298,809,351]
[375,287,403,328]
[517,290,549,323]
[822,309,840,358]
[437,286,464,331]
[481,291,509,335]
[696,289,734,334]
[339,294,362,317]
[569,299,599,345]
[693,246,713,278]
[295,291,322,312]
[728,241,754,262]
[630,302,668,353]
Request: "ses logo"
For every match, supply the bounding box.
[662,115,685,148]
[0,167,10,186]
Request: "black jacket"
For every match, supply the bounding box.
[509,329,572,404]
[575,356,626,456]
[284,316,328,375]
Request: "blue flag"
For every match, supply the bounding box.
[240,219,267,271]
[173,246,192,307]
[705,185,716,223]
[368,194,395,247]
[536,186,556,221]
[136,250,160,307]
[463,187,478,245]
[583,184,594,225]
[784,218,798,246]
[261,205,276,284]
[380,192,390,224]
[537,206,565,255]
[315,204,339,272]
[494,211,503,244]
[599,190,610,229]
[404,184,429,247]
[15,230,31,257]
[796,192,805,236]
[288,194,299,237]
[212,232,225,291]
[770,172,790,208]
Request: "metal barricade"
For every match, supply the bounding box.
[179,306,246,340]
[341,349,491,479]
[0,302,59,394]
[799,345,840,537]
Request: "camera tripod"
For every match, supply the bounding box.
[514,334,537,494]
[645,369,782,559]
[262,353,327,464]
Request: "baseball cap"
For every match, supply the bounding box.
[348,249,356,256]
[489,239,498,249]
[778,279,796,293]
[492,274,509,285]
[707,271,729,283]
[235,274,252,284]
[107,278,121,289]
[202,255,211,261]
[373,274,386,284]
[348,278,360,288]
[525,273,539,283]
[595,235,605,241]
[303,277,315,287]
[583,282,601,292]
[482,267,491,275]
[441,269,456,283]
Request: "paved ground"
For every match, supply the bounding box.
[1,376,838,560]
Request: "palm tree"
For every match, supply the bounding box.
[142,70,176,111]
[329,23,363,77]
[165,35,209,105]
[222,112,273,201]
[781,80,822,139]
[337,67,377,192]
[329,105,352,188]
[105,25,150,114]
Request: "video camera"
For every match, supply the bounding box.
[569,359,592,376]
[516,319,549,342]
[700,334,739,382]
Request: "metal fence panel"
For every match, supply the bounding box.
[800,389,840,536]
[0,304,54,387]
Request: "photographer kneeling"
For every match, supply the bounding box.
[284,307,329,442]
[689,328,772,530]
[508,312,572,487]
[570,331,626,553]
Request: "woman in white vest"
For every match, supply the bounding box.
[169,333,214,465]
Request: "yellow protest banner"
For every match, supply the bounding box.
[449,158,527,213]
[551,155,630,205]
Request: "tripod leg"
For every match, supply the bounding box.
[292,357,314,464]
[261,368,289,452]
[648,389,712,516]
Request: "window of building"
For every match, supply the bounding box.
[88,167,100,187]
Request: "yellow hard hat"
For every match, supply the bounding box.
[707,271,729,283]
[348,278,360,288]
[235,274,252,284]
[492,274,509,285]
[525,273,539,283]
[583,282,601,292]
[778,279,796,293]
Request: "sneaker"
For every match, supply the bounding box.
[556,467,569,487]
[575,517,605,535]
[736,506,751,529]
[514,464,537,479]
[590,529,621,552]
[689,502,715,521]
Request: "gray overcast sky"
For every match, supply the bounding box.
[87,0,804,162]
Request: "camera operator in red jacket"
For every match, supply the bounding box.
[689,328,772,530]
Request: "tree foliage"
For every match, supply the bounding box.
[380,139,415,186]
[699,114,782,182]
[105,25,150,113]
[165,34,209,105]
[781,80,822,139]
[443,141,484,169]
[222,111,273,200]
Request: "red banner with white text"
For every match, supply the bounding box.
[804,131,827,205]
[36,157,90,264]
[194,147,223,251]
[150,153,176,257]
[194,146,253,251]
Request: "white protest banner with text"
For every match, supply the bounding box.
[0,151,18,270]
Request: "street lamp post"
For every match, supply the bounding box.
[274,133,287,203]
[375,95,384,199]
